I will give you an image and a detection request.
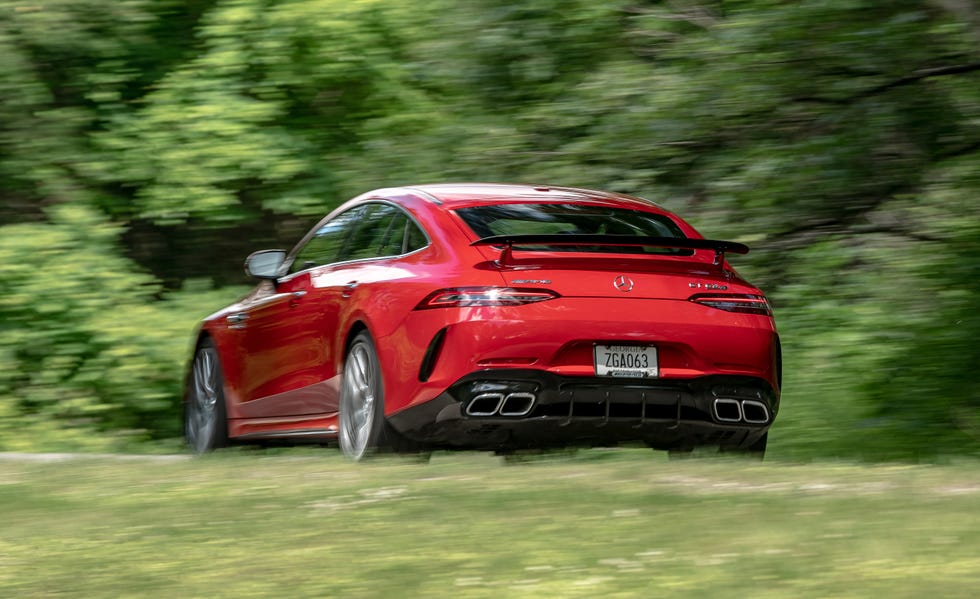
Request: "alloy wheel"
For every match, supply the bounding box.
[339,340,378,460]
[187,346,219,453]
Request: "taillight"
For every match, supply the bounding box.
[690,293,772,316]
[414,287,560,310]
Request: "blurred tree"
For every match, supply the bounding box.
[0,0,217,224]
[0,205,227,449]
[0,0,220,446]
[93,0,448,225]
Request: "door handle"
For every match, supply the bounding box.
[289,290,307,308]
[227,312,249,329]
[342,281,358,298]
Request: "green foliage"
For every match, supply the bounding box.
[94,0,448,223]
[0,0,214,223]
[0,206,243,450]
[857,156,980,453]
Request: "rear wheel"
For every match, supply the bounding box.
[185,340,228,453]
[339,332,387,460]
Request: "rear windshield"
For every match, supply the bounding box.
[455,203,691,255]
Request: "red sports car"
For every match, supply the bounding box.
[184,183,780,459]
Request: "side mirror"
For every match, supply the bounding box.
[245,249,287,280]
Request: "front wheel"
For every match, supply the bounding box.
[185,339,228,453]
[339,332,387,461]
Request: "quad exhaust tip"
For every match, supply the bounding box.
[499,392,535,416]
[713,398,769,424]
[713,398,743,423]
[466,392,536,417]
[466,393,505,416]
[741,400,770,424]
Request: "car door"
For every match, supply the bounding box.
[234,206,365,417]
[302,200,420,342]
[234,202,420,418]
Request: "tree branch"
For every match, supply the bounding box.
[938,139,980,160]
[850,225,944,243]
[854,62,980,99]
[795,62,980,105]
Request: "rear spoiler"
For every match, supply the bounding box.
[470,234,749,267]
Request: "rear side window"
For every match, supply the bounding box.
[455,203,689,255]
[404,219,428,253]
[290,206,365,272]
[344,204,403,261]
[344,203,430,260]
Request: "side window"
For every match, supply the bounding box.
[376,213,409,257]
[343,203,430,260]
[290,207,364,273]
[404,219,427,253]
[343,204,401,262]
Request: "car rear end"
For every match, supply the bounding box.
[386,189,780,452]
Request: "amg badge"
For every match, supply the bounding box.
[689,282,728,290]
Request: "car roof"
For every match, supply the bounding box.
[394,183,668,212]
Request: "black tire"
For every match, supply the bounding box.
[185,339,229,453]
[339,332,388,461]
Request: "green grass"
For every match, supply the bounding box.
[1,449,978,598]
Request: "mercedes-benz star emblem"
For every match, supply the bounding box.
[613,275,634,292]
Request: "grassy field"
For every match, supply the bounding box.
[1,449,978,598]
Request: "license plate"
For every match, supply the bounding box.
[594,344,658,378]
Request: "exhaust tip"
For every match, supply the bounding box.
[499,392,536,416]
[741,400,770,424]
[466,393,504,416]
[713,398,743,423]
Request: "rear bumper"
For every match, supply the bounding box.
[387,371,777,451]
[382,297,780,414]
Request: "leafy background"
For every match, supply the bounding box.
[1,0,977,458]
